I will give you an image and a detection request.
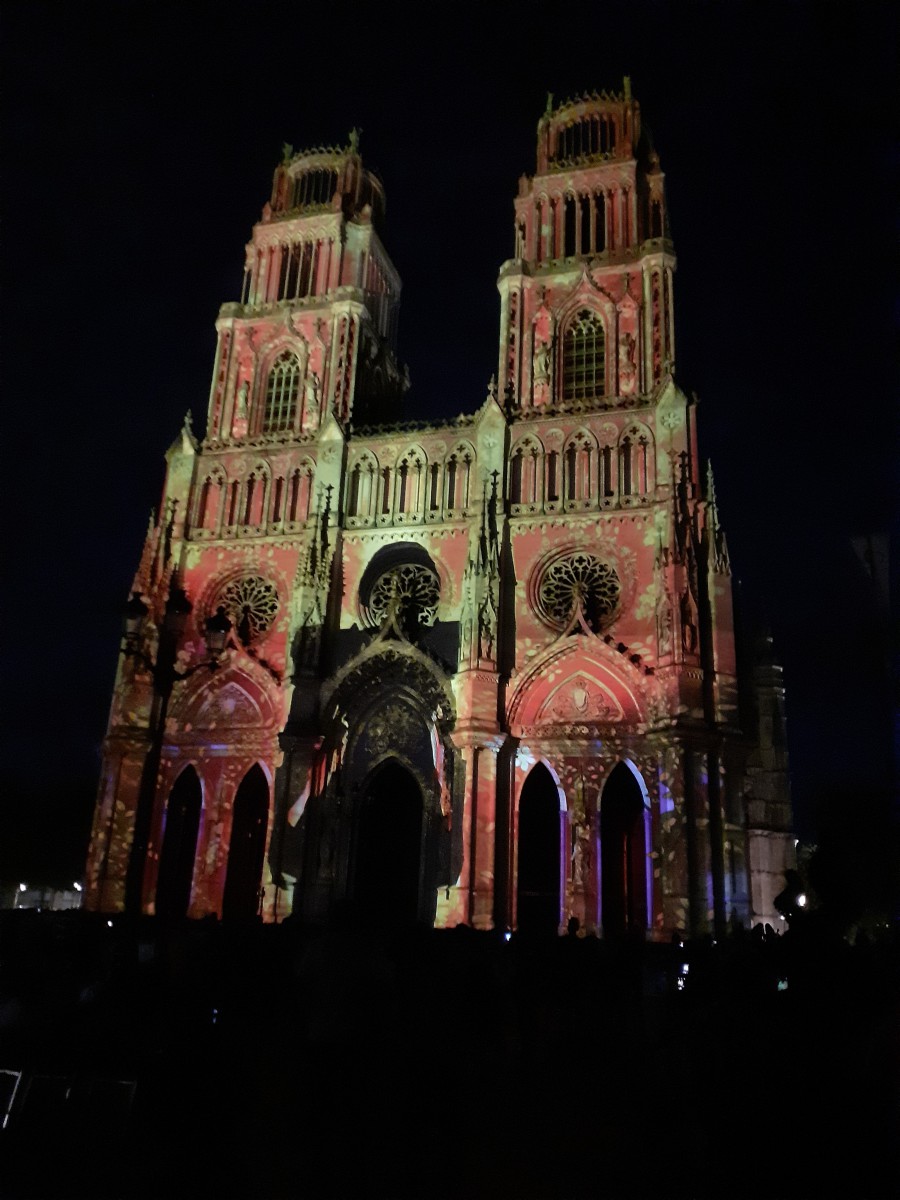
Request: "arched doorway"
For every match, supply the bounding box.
[156,766,202,919]
[222,764,269,920]
[517,763,561,934]
[354,760,423,924]
[600,762,647,938]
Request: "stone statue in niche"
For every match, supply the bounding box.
[531,300,553,406]
[232,380,249,438]
[532,335,553,407]
[236,381,249,419]
[618,330,637,394]
[657,594,673,656]
[572,820,593,890]
[534,339,550,384]
[680,591,698,654]
[477,596,496,663]
[303,372,321,431]
[569,775,593,890]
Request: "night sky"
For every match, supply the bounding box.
[2,2,895,886]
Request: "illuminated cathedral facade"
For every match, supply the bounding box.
[85,85,792,937]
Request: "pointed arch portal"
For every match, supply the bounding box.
[223,764,269,920]
[355,760,423,924]
[156,766,201,919]
[600,762,647,938]
[517,763,561,934]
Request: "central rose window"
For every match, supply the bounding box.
[214,575,279,645]
[365,562,440,629]
[536,552,620,632]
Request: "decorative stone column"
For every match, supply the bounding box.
[442,731,504,929]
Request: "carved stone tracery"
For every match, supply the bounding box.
[536,552,620,631]
[214,575,280,645]
[366,563,440,629]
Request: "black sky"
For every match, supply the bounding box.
[2,1,895,884]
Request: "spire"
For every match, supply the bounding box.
[703,459,730,574]
[131,510,160,595]
[705,459,717,505]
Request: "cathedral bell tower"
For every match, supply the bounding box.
[209,132,406,445]
[498,81,673,410]
[84,136,409,920]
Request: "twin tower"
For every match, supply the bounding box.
[85,86,793,936]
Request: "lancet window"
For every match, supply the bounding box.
[263,352,301,433]
[227,481,240,528]
[563,309,606,402]
[291,168,338,208]
[564,430,595,502]
[553,114,617,163]
[561,192,608,257]
[599,443,615,498]
[347,453,378,520]
[396,449,425,515]
[271,475,285,523]
[546,450,560,503]
[286,463,313,524]
[380,467,392,515]
[509,437,542,506]
[196,467,225,532]
[619,425,653,498]
[445,444,474,511]
[242,464,269,527]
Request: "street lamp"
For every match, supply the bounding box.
[204,605,233,657]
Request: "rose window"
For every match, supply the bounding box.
[366,563,440,629]
[216,575,279,645]
[537,553,620,632]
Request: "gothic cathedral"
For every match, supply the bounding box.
[85,85,792,937]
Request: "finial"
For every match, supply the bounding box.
[705,460,717,503]
[282,142,294,165]
[545,91,554,116]
[183,409,193,433]
[349,127,360,153]
[487,374,497,401]
[623,75,632,101]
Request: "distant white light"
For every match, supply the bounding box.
[794,839,799,848]
[18,883,26,892]
[73,882,83,892]
[679,962,689,975]
[777,978,789,992]
[796,893,807,908]
[107,920,113,928]
[503,931,512,942]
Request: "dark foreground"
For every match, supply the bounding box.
[1,911,897,1199]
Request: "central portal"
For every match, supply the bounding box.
[354,760,423,924]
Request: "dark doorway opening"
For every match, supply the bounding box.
[355,760,422,924]
[600,762,647,938]
[517,763,561,934]
[156,766,202,919]
[222,764,268,920]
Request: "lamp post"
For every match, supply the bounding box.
[122,583,231,915]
